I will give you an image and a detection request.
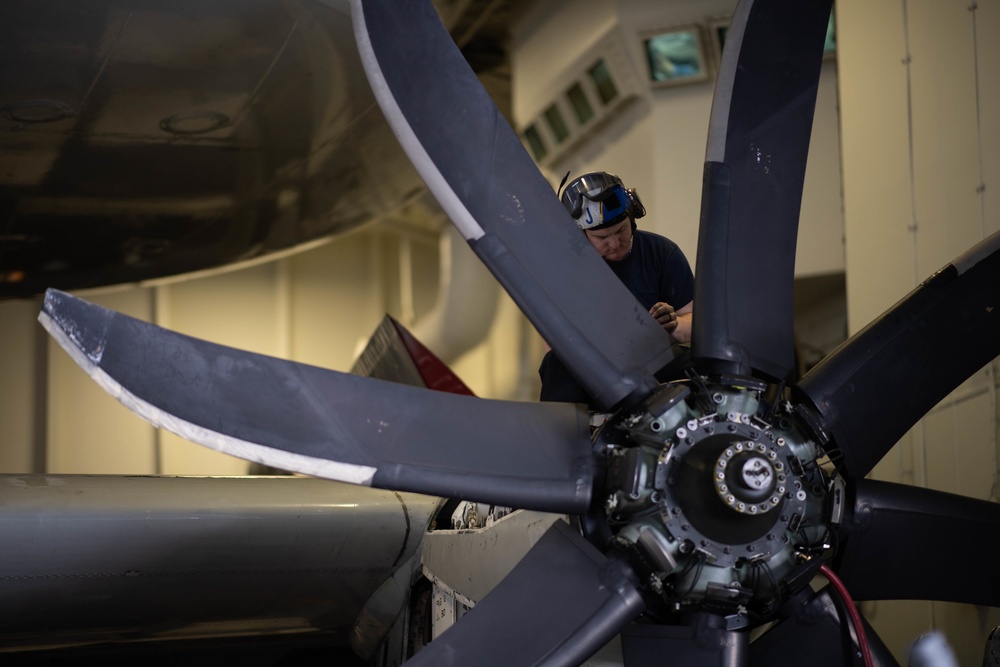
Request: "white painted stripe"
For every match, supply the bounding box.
[951,229,1000,277]
[39,311,378,486]
[705,0,754,162]
[350,0,486,241]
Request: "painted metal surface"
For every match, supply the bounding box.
[0,0,422,298]
[0,474,439,652]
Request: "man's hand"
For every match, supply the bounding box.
[650,301,693,344]
[650,302,679,333]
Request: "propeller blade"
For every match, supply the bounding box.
[351,0,673,411]
[835,479,1000,607]
[620,616,748,667]
[39,289,593,514]
[692,0,833,381]
[749,587,898,667]
[795,230,1000,478]
[406,520,644,667]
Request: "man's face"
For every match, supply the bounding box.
[585,218,633,261]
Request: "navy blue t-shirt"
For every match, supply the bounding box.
[538,228,694,406]
[606,229,694,311]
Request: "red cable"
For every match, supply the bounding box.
[819,563,874,667]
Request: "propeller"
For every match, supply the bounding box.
[834,478,1000,607]
[693,0,832,381]
[38,288,593,515]
[39,0,1000,665]
[795,230,1000,478]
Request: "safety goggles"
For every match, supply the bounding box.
[560,173,628,221]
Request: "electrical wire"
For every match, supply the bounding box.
[819,563,873,667]
[672,553,705,599]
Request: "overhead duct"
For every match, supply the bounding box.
[412,222,499,366]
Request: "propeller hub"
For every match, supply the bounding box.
[661,421,795,565]
[595,380,832,617]
[714,441,785,514]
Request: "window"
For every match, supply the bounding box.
[565,83,594,125]
[642,27,709,87]
[587,59,618,105]
[523,124,547,161]
[543,104,570,144]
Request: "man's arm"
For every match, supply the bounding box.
[650,300,693,344]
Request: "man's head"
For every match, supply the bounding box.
[560,171,645,261]
[582,216,634,261]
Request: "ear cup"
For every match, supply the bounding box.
[627,188,646,220]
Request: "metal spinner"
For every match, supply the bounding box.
[596,379,832,621]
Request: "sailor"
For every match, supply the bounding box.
[539,171,694,407]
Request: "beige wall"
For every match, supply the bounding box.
[0,298,42,472]
[838,1,1000,662]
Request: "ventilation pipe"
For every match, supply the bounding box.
[412,223,499,365]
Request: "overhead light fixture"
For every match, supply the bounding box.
[0,99,74,124]
[159,111,229,135]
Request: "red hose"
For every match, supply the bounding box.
[819,563,873,667]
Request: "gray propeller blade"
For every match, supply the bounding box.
[39,289,594,514]
[834,479,1000,607]
[620,616,749,666]
[405,520,644,667]
[351,0,673,411]
[749,587,898,667]
[795,230,1000,478]
[692,0,833,381]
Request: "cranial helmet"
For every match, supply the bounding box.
[559,171,646,231]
